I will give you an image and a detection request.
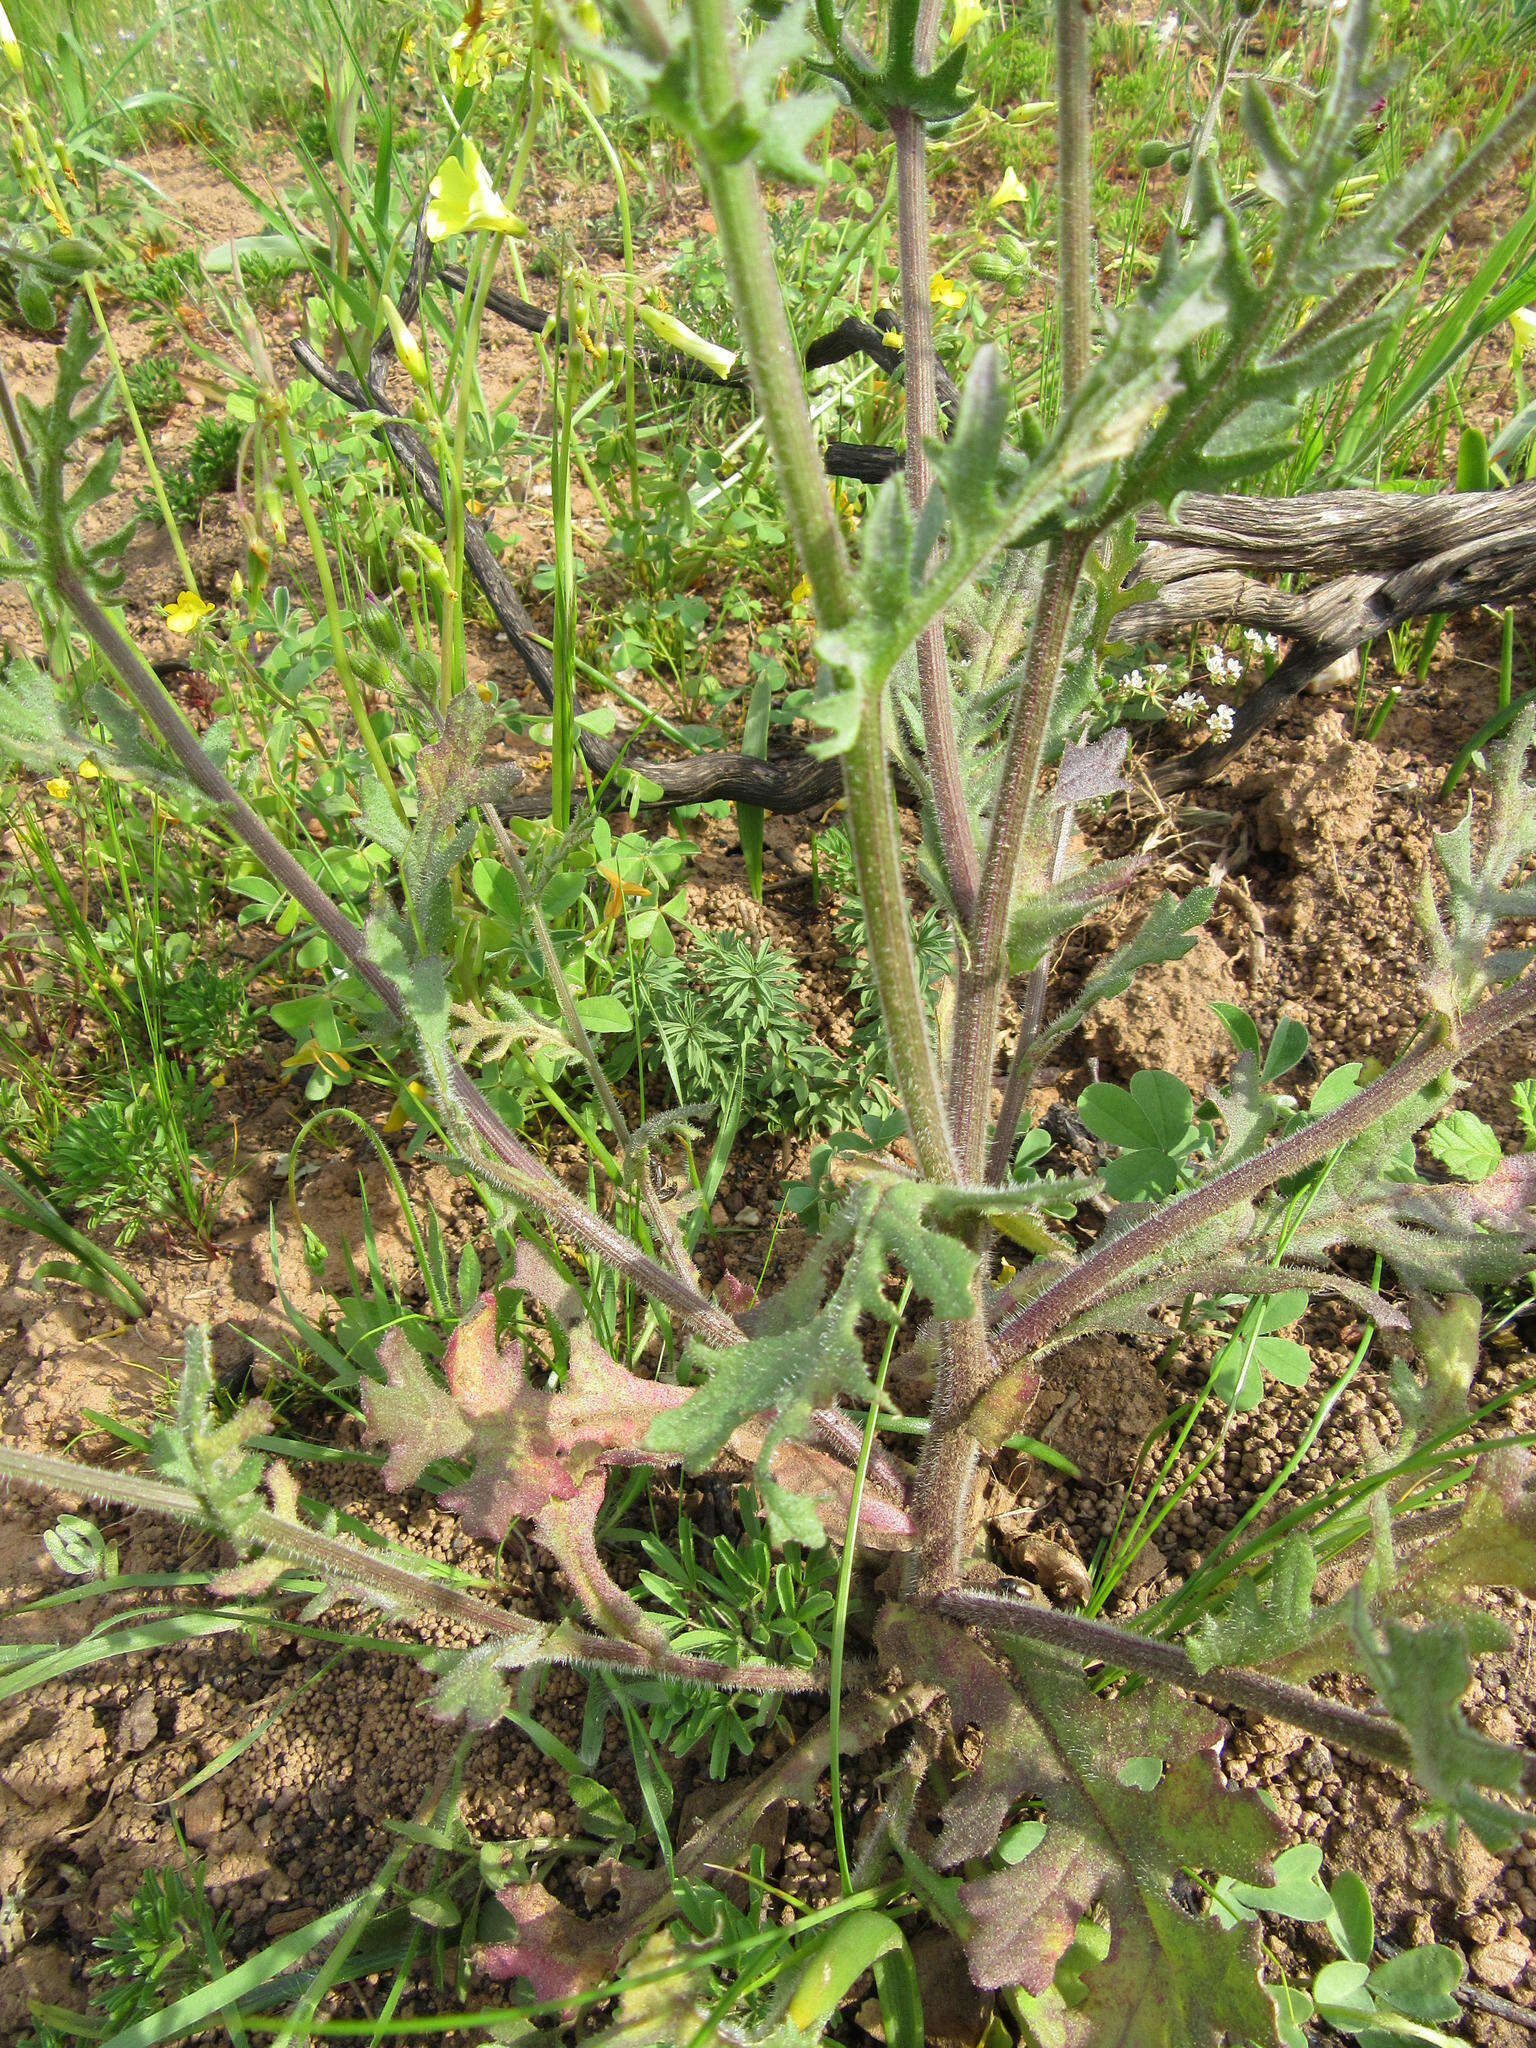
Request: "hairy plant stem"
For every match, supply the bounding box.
[894,104,977,928]
[0,1441,820,1693]
[927,1584,1536,1799]
[1055,0,1094,399]
[988,808,1075,1183]
[988,974,1536,1377]
[950,535,1090,1178]
[933,547,1085,1528]
[50,567,737,1345]
[910,12,1100,1589]
[686,0,953,1182]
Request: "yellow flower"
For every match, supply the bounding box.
[44,776,69,800]
[988,167,1029,212]
[949,0,985,41]
[595,862,648,926]
[383,1079,427,1132]
[1511,305,1536,363]
[882,329,903,350]
[930,272,966,313]
[75,757,99,780]
[0,0,20,73]
[162,589,214,635]
[425,139,519,241]
[791,575,812,605]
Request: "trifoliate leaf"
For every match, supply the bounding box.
[1423,1109,1502,1184]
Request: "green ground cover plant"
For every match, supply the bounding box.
[1,0,1535,2042]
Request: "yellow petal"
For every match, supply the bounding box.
[636,302,737,381]
[161,588,214,635]
[949,0,985,42]
[929,272,966,312]
[425,139,518,241]
[791,575,812,604]
[0,0,21,72]
[989,167,1029,211]
[45,777,69,800]
[75,756,99,780]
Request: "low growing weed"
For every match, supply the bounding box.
[2,3,1536,2045]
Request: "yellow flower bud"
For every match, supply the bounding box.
[380,293,430,390]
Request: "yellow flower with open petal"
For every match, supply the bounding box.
[989,167,1029,212]
[1511,305,1536,363]
[162,589,214,635]
[76,757,99,780]
[930,272,966,313]
[0,1,21,74]
[596,862,648,926]
[425,139,518,242]
[791,575,812,605]
[44,776,69,800]
[949,0,985,41]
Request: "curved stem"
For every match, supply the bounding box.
[925,1583,1536,1794]
[988,976,1536,1376]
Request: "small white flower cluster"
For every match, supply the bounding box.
[1171,689,1206,717]
[1243,628,1281,657]
[1207,703,1236,738]
[1204,647,1243,686]
[1155,11,1179,44]
[1123,667,1146,692]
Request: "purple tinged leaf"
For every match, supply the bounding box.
[436,1293,688,1543]
[1054,728,1131,811]
[879,1611,1281,2041]
[1444,1150,1536,1230]
[479,1882,622,2005]
[479,1686,931,2007]
[363,1331,472,1492]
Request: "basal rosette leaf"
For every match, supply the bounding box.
[879,1612,1281,2044]
[363,1248,687,1544]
